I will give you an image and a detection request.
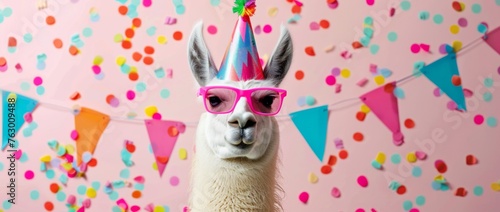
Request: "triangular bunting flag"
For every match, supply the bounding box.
[2,91,38,150]
[360,82,404,146]
[74,107,110,165]
[421,53,467,111]
[290,105,329,162]
[145,120,186,177]
[484,26,500,55]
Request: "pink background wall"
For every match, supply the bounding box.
[1,0,500,211]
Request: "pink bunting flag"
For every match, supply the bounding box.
[360,82,404,146]
[484,26,500,55]
[144,120,186,177]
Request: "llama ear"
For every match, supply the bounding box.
[187,21,218,87]
[263,24,293,87]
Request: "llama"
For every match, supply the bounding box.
[187,20,293,212]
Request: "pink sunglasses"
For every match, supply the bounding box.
[197,86,287,116]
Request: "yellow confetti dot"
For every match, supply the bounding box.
[40,155,51,162]
[145,106,158,117]
[459,2,466,11]
[452,40,462,52]
[7,92,17,100]
[157,35,167,44]
[450,25,460,34]
[434,174,445,181]
[374,75,385,85]
[179,148,187,160]
[113,34,123,43]
[154,206,165,212]
[130,66,137,73]
[93,56,103,65]
[62,163,73,171]
[406,152,417,163]
[65,144,75,155]
[491,182,500,191]
[116,56,126,66]
[261,54,269,65]
[360,104,371,113]
[375,152,386,164]
[127,112,137,119]
[152,162,158,171]
[268,7,278,17]
[340,68,351,78]
[308,172,318,184]
[86,188,97,198]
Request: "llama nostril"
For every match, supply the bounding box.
[228,120,239,128]
[242,119,256,129]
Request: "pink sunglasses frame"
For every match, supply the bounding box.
[197,85,287,116]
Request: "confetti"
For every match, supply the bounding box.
[435,160,447,173]
[357,175,368,187]
[298,192,309,203]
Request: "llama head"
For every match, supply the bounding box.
[188,21,293,160]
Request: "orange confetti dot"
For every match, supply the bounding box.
[404,119,415,129]
[384,83,395,93]
[327,0,337,3]
[356,111,366,121]
[291,5,301,14]
[49,183,59,193]
[143,56,154,65]
[168,126,179,137]
[320,165,332,174]
[328,155,337,166]
[69,45,78,55]
[397,185,407,194]
[451,75,461,86]
[132,18,142,28]
[173,31,183,41]
[339,149,348,159]
[129,72,139,81]
[87,158,97,167]
[0,57,6,66]
[295,70,304,80]
[118,5,128,15]
[132,190,142,198]
[46,15,56,25]
[132,52,142,62]
[125,28,135,38]
[122,40,132,49]
[305,46,315,56]
[106,95,115,104]
[352,41,363,49]
[53,38,63,49]
[144,46,155,54]
[319,20,330,29]
[44,201,54,211]
[286,0,293,2]
[156,156,169,164]
[126,144,136,153]
[353,132,364,142]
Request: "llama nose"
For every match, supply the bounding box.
[228,115,257,129]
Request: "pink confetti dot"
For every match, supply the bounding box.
[357,175,368,187]
[70,130,79,140]
[410,44,421,53]
[263,24,272,33]
[433,88,441,97]
[331,187,341,198]
[356,209,366,212]
[170,176,179,186]
[207,25,217,35]
[458,18,468,27]
[109,97,120,107]
[325,75,336,86]
[143,0,152,7]
[439,44,448,54]
[33,76,43,86]
[474,114,484,125]
[152,112,162,120]
[497,66,500,75]
[126,90,135,100]
[254,25,262,34]
[298,192,309,203]
[131,206,141,212]
[366,0,374,6]
[67,195,76,205]
[24,112,33,123]
[409,208,420,212]
[92,65,101,74]
[331,67,341,76]
[25,170,34,180]
[463,88,473,98]
[447,100,457,110]
[328,1,339,9]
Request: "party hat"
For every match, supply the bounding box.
[216,0,265,81]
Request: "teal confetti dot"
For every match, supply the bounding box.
[175,5,186,15]
[160,89,170,99]
[305,96,316,106]
[431,181,441,190]
[402,200,413,211]
[19,152,28,162]
[134,183,145,191]
[0,162,3,171]
[112,206,123,212]
[172,0,183,6]
[473,185,484,196]
[486,116,498,127]
[92,181,101,190]
[146,26,157,36]
[497,0,500,6]
[24,33,33,43]
[164,205,170,212]
[109,191,119,201]
[393,87,405,99]
[371,160,382,169]
[36,86,45,95]
[433,14,444,24]
[82,27,93,37]
[387,31,398,42]
[37,61,46,70]
[370,44,380,55]
[391,154,401,164]
[364,16,373,25]
[484,77,493,88]
[483,91,493,102]
[3,199,12,210]
[20,82,31,91]
[148,144,153,153]
[131,0,141,5]
[0,16,4,24]
[77,185,87,195]
[8,47,16,53]
[471,3,482,14]
[3,7,13,17]
[120,64,131,74]
[90,14,100,22]
[400,1,411,11]
[30,190,40,200]
[127,11,139,18]
[210,0,220,6]
[440,183,450,191]
[419,11,429,20]
[56,191,66,202]
[478,23,488,34]
[120,168,130,179]
[136,82,146,92]
[412,166,422,177]
[415,195,426,206]
[46,169,55,179]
